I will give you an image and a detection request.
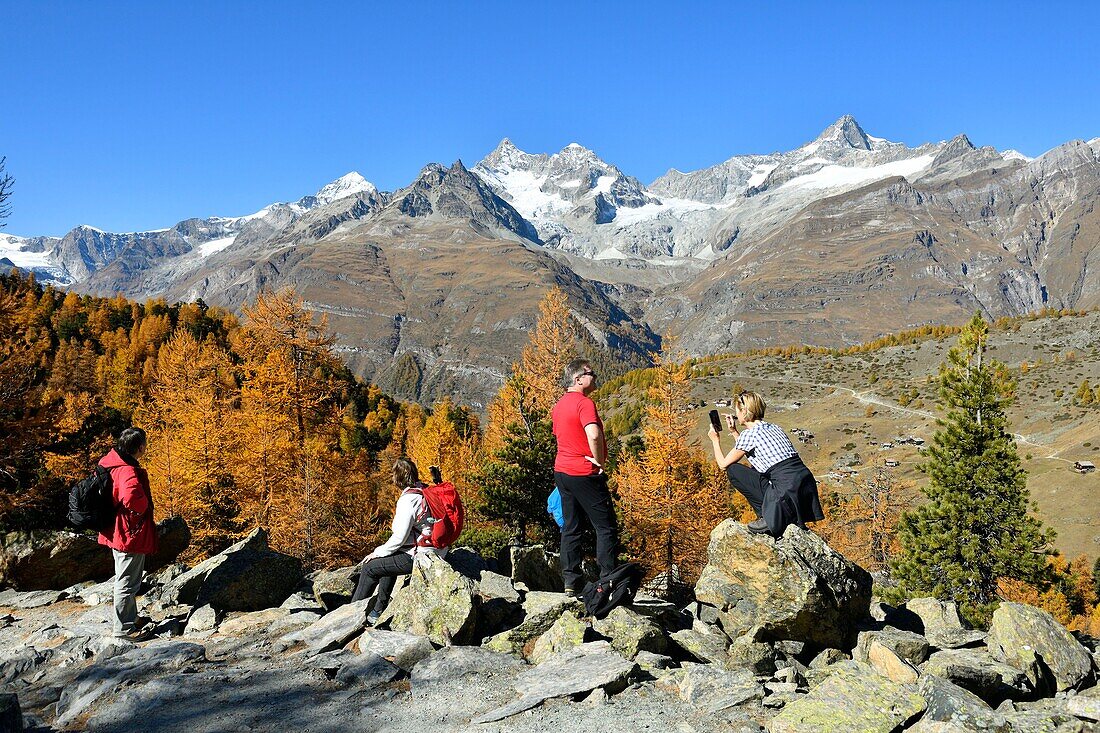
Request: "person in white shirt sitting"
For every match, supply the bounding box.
[351,458,447,624]
[708,391,825,537]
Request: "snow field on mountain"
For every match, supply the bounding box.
[785,154,935,190]
[197,236,237,257]
[0,234,52,268]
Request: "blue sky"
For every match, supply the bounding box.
[2,0,1098,236]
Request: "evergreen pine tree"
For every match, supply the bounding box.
[892,313,1053,625]
[470,376,558,545]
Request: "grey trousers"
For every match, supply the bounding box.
[112,549,146,636]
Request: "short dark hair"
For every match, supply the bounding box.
[563,358,591,387]
[117,427,147,456]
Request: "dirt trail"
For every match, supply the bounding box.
[722,373,1074,464]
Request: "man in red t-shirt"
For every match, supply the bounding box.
[551,358,618,594]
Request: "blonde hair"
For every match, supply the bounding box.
[392,458,419,489]
[737,391,766,421]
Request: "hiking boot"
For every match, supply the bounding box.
[366,610,382,626]
[747,518,771,534]
[564,587,577,598]
[114,628,155,642]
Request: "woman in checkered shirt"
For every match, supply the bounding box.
[708,391,824,537]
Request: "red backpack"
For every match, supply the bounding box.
[405,481,464,550]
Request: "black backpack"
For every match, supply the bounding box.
[580,562,645,619]
[67,466,116,532]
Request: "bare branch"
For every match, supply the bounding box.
[0,157,13,225]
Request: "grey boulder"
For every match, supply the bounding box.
[380,557,479,645]
[694,521,872,648]
[986,602,1095,694]
[280,599,370,653]
[154,528,302,612]
[509,544,563,592]
[357,628,435,671]
[918,674,1010,731]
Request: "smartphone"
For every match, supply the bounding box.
[708,409,722,433]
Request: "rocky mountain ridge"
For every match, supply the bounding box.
[4,116,1099,405]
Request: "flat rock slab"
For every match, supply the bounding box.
[1067,692,1100,721]
[217,608,290,636]
[656,663,764,712]
[412,646,526,691]
[770,660,926,733]
[473,641,638,723]
[0,589,67,609]
[55,640,207,727]
[281,599,369,653]
[333,651,401,687]
[357,628,435,671]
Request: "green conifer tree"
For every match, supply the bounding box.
[470,376,559,545]
[892,313,1053,626]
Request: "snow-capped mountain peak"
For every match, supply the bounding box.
[311,172,378,207]
[811,114,872,152]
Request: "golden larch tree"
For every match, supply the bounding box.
[616,342,736,584]
[138,330,240,558]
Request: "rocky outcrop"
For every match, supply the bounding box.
[921,648,1031,704]
[152,528,301,612]
[694,521,872,647]
[0,531,111,591]
[917,674,1009,731]
[5,534,1100,732]
[986,602,1095,693]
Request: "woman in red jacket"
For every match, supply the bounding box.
[97,427,158,639]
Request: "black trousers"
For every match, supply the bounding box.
[555,471,618,589]
[726,457,824,537]
[351,553,414,613]
[725,462,768,516]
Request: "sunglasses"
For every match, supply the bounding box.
[578,371,597,379]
